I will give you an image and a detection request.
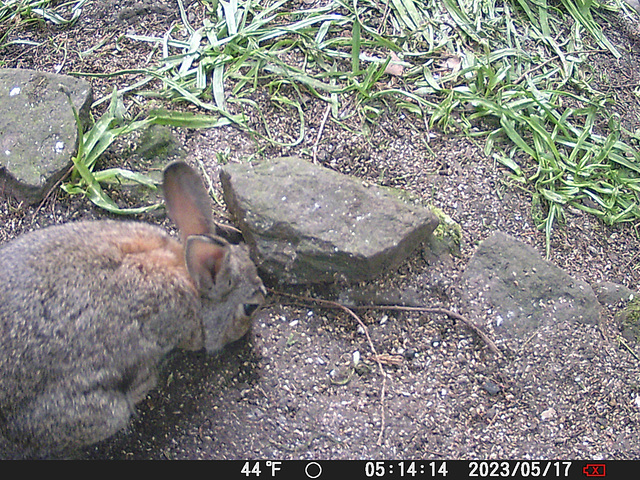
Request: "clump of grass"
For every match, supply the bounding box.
[0,0,86,49]
[70,0,640,257]
[429,0,640,257]
[82,0,408,145]
[62,87,162,215]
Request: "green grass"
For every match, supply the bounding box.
[4,0,640,256]
[122,0,640,256]
[62,87,163,214]
[0,0,86,48]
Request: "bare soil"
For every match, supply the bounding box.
[1,0,640,460]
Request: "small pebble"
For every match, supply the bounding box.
[482,380,501,395]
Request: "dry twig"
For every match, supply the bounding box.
[272,290,503,358]
[272,290,388,445]
[312,103,331,164]
[351,304,503,359]
[270,289,505,445]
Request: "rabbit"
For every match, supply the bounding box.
[0,161,266,459]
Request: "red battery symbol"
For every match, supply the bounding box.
[583,464,606,477]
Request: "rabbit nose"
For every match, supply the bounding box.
[243,303,261,317]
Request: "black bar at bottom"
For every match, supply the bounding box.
[225,460,629,479]
[29,459,636,477]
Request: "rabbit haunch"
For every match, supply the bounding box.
[0,161,265,458]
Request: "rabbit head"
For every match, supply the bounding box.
[163,161,266,352]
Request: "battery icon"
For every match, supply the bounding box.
[583,464,606,477]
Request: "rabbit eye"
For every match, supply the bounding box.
[243,303,261,317]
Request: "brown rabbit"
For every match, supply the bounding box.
[0,161,265,459]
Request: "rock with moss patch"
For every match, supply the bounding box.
[220,156,439,284]
[377,188,462,258]
[615,298,640,344]
[428,205,462,257]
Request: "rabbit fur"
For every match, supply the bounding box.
[0,161,265,459]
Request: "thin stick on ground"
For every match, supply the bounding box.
[272,290,388,445]
[272,290,503,359]
[270,289,505,445]
[335,303,388,447]
[351,304,504,359]
[312,103,331,165]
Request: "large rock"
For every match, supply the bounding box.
[462,231,601,339]
[220,156,439,284]
[0,68,93,203]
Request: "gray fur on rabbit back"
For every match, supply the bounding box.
[0,162,265,459]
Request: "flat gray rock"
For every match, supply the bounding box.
[220,156,439,284]
[462,231,601,339]
[0,68,92,203]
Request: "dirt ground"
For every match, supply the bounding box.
[1,0,640,460]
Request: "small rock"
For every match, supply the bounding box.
[482,380,501,395]
[352,351,360,366]
[541,407,556,421]
[403,348,417,359]
[614,298,640,344]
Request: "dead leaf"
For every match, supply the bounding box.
[384,51,404,77]
[444,55,461,74]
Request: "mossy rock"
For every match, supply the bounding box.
[220,157,439,284]
[616,297,640,344]
[380,186,462,257]
[429,205,462,257]
[134,125,185,160]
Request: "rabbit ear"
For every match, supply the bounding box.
[185,235,228,292]
[163,162,214,240]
